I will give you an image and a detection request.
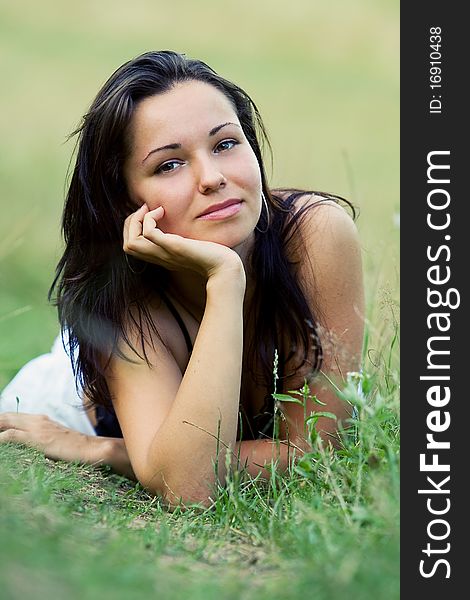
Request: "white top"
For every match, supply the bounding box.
[0,335,96,436]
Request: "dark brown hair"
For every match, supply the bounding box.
[49,51,353,430]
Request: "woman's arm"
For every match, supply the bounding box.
[109,205,247,506]
[0,413,291,485]
[233,439,304,479]
[0,412,135,479]
[279,197,365,447]
[109,266,245,506]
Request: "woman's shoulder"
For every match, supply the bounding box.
[272,187,354,214]
[116,292,194,375]
[272,188,359,260]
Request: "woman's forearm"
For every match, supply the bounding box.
[72,433,135,480]
[100,437,303,483]
[98,437,136,480]
[233,439,305,479]
[0,411,136,480]
[143,267,246,503]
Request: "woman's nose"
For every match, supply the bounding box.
[197,159,227,194]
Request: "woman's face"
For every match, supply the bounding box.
[123,80,263,249]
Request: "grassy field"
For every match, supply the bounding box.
[0,1,399,598]
[1,360,399,599]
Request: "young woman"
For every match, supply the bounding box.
[0,51,364,507]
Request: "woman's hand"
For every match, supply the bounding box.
[0,412,97,462]
[123,204,244,280]
[0,412,134,479]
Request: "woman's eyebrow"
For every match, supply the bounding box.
[209,121,240,137]
[142,122,241,164]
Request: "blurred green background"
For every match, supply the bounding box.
[0,0,399,388]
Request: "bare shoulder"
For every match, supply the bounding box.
[280,191,364,336]
[293,191,357,233]
[273,188,357,229]
[274,190,361,280]
[299,196,360,268]
[275,191,365,441]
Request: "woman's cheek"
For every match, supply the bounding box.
[141,184,174,226]
[142,186,164,212]
[157,215,179,234]
[235,152,262,191]
[154,202,187,235]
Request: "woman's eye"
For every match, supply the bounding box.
[215,139,239,153]
[155,161,182,175]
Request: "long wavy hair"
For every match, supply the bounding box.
[49,50,353,433]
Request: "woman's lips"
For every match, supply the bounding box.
[197,201,243,220]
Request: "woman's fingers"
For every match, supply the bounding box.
[127,203,150,241]
[0,413,54,448]
[0,412,77,459]
[0,412,50,431]
[142,206,164,239]
[122,204,239,276]
[124,205,167,257]
[124,204,146,248]
[0,428,28,443]
[126,206,174,261]
[0,412,120,467]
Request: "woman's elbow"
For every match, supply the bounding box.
[137,467,215,509]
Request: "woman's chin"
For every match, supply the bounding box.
[163,223,256,255]
[230,231,256,259]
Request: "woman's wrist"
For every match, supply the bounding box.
[99,437,136,479]
[206,258,246,295]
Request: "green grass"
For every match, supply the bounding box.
[0,297,400,599]
[1,333,399,599]
[0,1,399,597]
